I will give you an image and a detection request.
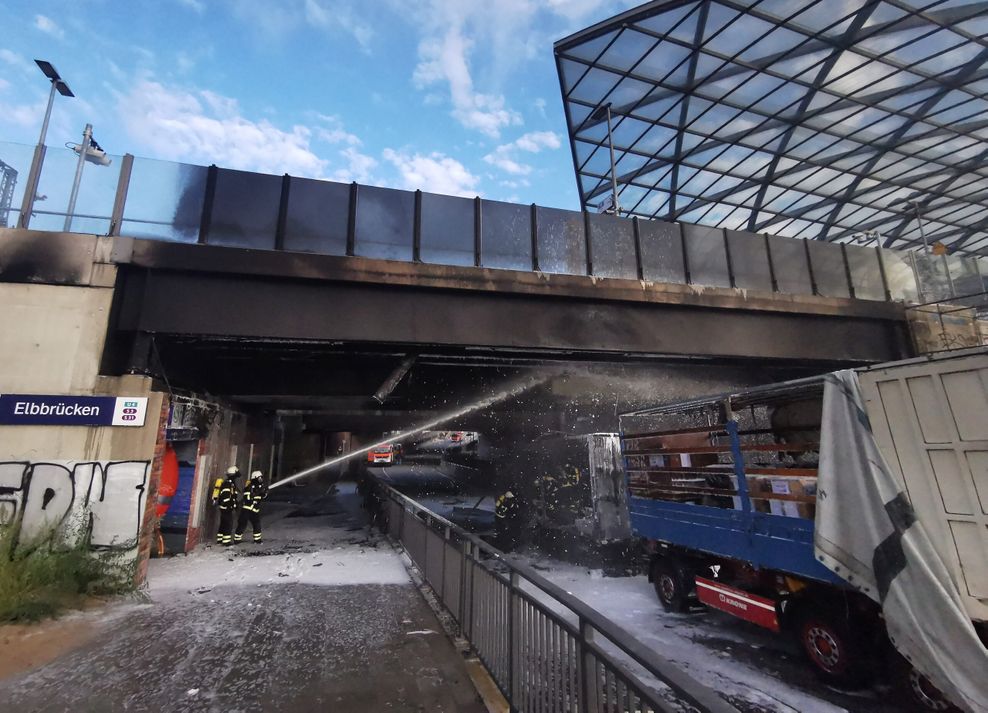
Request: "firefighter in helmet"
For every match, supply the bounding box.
[494,487,521,552]
[213,466,241,546]
[235,470,268,544]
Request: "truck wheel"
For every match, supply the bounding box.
[651,557,691,613]
[794,607,870,687]
[892,656,960,712]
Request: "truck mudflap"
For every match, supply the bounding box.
[695,576,780,633]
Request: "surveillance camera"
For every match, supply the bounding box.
[72,143,112,166]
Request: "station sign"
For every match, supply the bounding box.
[0,394,149,427]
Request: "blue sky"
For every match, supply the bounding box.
[0,0,638,210]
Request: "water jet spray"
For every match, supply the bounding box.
[270,372,552,490]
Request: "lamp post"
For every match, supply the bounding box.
[17,60,74,229]
[63,124,112,232]
[591,102,620,216]
[906,199,930,254]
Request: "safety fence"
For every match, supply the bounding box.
[2,140,986,307]
[378,484,739,713]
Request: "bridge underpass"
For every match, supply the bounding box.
[0,226,914,713]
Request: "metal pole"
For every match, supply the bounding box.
[17,81,58,229]
[605,106,619,216]
[64,124,92,232]
[911,201,930,254]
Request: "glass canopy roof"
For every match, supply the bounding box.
[554,0,988,256]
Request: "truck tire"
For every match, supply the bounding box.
[891,656,960,712]
[793,606,871,687]
[651,557,691,613]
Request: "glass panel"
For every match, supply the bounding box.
[844,244,886,301]
[588,213,637,279]
[283,177,348,255]
[638,219,685,283]
[767,235,813,295]
[945,254,983,297]
[208,168,280,249]
[879,249,919,303]
[0,141,38,229]
[34,146,122,234]
[725,230,772,292]
[122,157,207,243]
[683,223,730,288]
[421,192,475,267]
[354,184,414,261]
[481,199,531,271]
[806,240,851,298]
[538,207,586,275]
[913,253,953,302]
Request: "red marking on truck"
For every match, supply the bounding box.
[694,576,780,632]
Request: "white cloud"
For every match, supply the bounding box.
[34,15,64,39]
[119,79,328,177]
[177,0,205,12]
[483,130,561,175]
[0,49,29,72]
[305,0,374,51]
[0,78,8,92]
[400,0,634,136]
[513,130,561,152]
[333,146,378,183]
[410,6,522,138]
[383,148,481,197]
[315,114,362,146]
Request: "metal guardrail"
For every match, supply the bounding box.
[376,483,740,713]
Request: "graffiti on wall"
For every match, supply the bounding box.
[0,460,149,551]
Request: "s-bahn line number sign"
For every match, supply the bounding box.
[0,394,148,427]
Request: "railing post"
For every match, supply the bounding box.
[459,540,470,638]
[474,197,483,267]
[17,144,47,229]
[530,203,540,272]
[579,618,597,713]
[584,211,594,277]
[802,238,819,295]
[413,189,423,263]
[108,153,134,236]
[275,174,291,251]
[876,244,892,301]
[723,228,736,288]
[679,223,691,284]
[197,164,218,245]
[632,216,644,281]
[346,182,358,256]
[509,571,519,707]
[840,243,856,298]
[764,233,779,292]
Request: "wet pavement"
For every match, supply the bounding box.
[0,482,487,713]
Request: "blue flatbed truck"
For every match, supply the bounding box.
[619,350,988,711]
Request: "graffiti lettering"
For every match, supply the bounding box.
[0,460,149,551]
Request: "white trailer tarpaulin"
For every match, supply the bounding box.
[816,370,988,713]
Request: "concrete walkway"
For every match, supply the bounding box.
[0,482,487,713]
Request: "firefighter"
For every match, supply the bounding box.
[213,466,241,546]
[234,470,267,544]
[494,488,521,552]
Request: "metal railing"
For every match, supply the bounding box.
[905,290,988,354]
[376,483,739,713]
[2,139,986,305]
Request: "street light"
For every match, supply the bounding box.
[17,60,74,229]
[591,102,620,216]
